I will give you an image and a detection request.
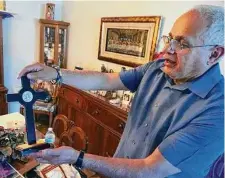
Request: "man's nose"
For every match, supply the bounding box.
[162,44,176,55]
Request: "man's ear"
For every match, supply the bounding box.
[208,46,224,65]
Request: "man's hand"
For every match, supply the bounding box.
[18,63,57,81]
[29,146,79,165]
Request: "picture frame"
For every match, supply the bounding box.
[98,16,161,67]
[37,164,82,178]
[0,0,6,11]
[41,165,67,178]
[121,91,134,108]
[45,3,55,20]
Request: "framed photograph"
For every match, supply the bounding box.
[98,16,161,67]
[45,3,55,20]
[0,0,6,11]
[41,165,67,178]
[121,91,134,108]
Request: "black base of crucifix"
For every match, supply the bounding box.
[6,75,52,156]
[15,142,54,157]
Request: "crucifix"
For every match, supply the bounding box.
[6,75,52,156]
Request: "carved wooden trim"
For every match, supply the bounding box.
[39,19,70,26]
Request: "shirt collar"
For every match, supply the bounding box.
[161,63,223,98]
[187,64,223,98]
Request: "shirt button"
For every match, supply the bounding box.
[132,140,136,145]
[155,103,159,107]
[144,123,148,127]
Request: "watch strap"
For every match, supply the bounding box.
[74,150,85,170]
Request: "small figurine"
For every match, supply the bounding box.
[121,67,126,72]
[101,64,108,73]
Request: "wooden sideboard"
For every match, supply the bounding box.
[57,84,128,157]
[0,16,8,115]
[0,86,7,115]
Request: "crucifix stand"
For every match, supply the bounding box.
[6,75,52,157]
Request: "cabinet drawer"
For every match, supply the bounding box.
[59,88,85,110]
[87,102,125,134]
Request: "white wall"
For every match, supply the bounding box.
[62,1,224,72]
[3,1,62,113]
[3,1,224,113]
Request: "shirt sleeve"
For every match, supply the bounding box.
[158,111,224,177]
[119,62,153,92]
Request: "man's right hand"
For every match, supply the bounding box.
[18,63,58,81]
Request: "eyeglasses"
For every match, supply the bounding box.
[161,35,216,51]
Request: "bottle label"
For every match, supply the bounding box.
[45,137,55,144]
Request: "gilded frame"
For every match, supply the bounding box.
[98,16,161,67]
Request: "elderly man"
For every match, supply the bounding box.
[18,5,224,178]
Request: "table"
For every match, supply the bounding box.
[0,112,44,175]
[11,129,45,175]
[0,113,97,177]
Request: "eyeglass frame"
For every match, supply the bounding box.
[161,35,217,51]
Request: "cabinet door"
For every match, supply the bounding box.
[40,25,56,66]
[57,97,69,117]
[101,129,120,157]
[57,27,68,68]
[70,107,103,155]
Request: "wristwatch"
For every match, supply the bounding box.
[73,150,85,170]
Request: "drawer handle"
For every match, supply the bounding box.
[118,123,125,129]
[105,152,111,157]
[92,110,99,115]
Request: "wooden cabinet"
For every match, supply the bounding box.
[0,87,7,115]
[57,84,128,156]
[39,19,70,68]
[0,15,9,115]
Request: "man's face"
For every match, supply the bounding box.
[161,10,212,81]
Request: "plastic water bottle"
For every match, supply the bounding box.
[45,128,55,144]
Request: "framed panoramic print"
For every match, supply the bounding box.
[98,16,161,67]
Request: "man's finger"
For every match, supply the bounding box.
[29,151,43,158]
[17,64,43,79]
[36,158,50,164]
[17,67,29,79]
[44,149,61,156]
[27,72,40,80]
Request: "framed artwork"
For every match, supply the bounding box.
[98,16,161,67]
[39,164,82,178]
[41,165,66,178]
[45,3,55,20]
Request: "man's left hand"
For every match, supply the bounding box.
[29,146,79,165]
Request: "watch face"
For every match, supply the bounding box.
[22,91,33,102]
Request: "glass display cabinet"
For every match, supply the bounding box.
[39,19,70,68]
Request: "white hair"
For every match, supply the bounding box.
[193,5,224,46]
